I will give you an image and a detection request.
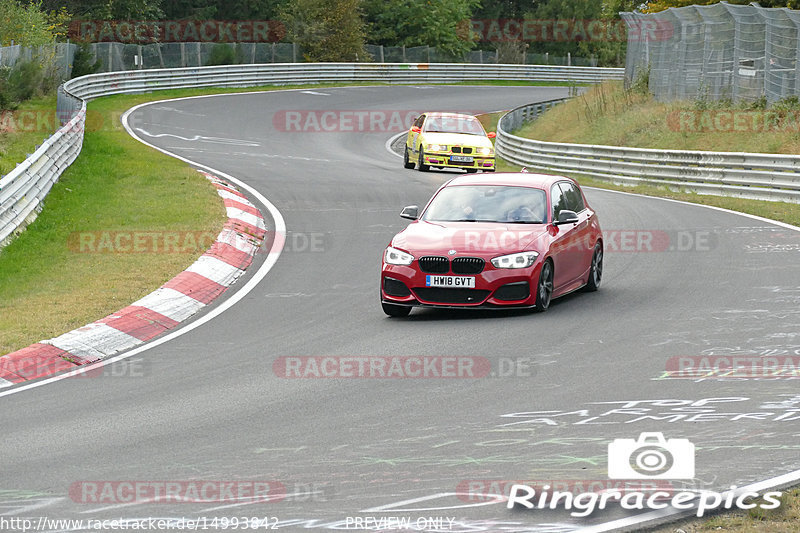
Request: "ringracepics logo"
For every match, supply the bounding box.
[608,432,694,480]
[507,432,782,517]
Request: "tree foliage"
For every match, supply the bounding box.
[364,0,479,58]
[279,0,367,62]
[0,0,69,46]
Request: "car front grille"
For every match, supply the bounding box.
[451,147,474,155]
[412,288,490,304]
[418,256,450,274]
[462,147,473,154]
[452,257,485,274]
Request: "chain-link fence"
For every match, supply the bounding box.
[622,4,800,103]
[0,41,593,80]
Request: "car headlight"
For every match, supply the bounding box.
[476,147,494,156]
[385,246,414,266]
[491,251,539,269]
[426,144,447,152]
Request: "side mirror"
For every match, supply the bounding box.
[410,126,421,133]
[555,210,579,225]
[400,205,419,220]
[487,131,497,139]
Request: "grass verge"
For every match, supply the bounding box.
[0,95,226,355]
[650,488,800,532]
[515,80,800,154]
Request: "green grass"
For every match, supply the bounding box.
[650,489,800,533]
[0,95,60,176]
[0,94,227,355]
[515,80,800,154]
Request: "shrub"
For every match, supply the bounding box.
[205,44,245,66]
[71,43,102,78]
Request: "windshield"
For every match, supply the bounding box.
[422,185,547,224]
[424,115,486,136]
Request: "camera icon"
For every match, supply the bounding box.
[608,432,695,479]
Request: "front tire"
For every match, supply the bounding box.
[417,147,430,172]
[403,146,415,169]
[584,243,603,292]
[382,302,411,317]
[534,261,554,312]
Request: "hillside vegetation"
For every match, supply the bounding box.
[516,80,800,155]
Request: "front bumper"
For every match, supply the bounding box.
[381,262,540,309]
[424,152,495,171]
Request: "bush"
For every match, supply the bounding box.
[71,43,102,79]
[205,44,245,66]
[6,60,44,102]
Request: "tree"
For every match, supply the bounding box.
[39,0,163,20]
[0,0,65,46]
[363,0,479,58]
[519,0,638,66]
[279,0,367,61]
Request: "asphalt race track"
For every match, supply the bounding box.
[2,85,800,532]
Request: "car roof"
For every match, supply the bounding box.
[444,172,574,190]
[422,112,478,119]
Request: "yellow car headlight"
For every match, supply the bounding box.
[426,144,447,152]
[476,147,494,156]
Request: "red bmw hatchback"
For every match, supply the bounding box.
[380,172,603,317]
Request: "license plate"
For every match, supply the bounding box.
[426,275,475,288]
[450,155,473,163]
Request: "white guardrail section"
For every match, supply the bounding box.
[0,62,623,248]
[496,99,800,203]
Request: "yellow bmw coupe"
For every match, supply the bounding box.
[404,112,496,173]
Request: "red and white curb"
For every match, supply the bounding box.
[0,171,266,387]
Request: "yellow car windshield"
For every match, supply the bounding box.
[424,116,485,136]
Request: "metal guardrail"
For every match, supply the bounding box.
[0,62,623,248]
[496,100,800,203]
[0,87,86,246]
